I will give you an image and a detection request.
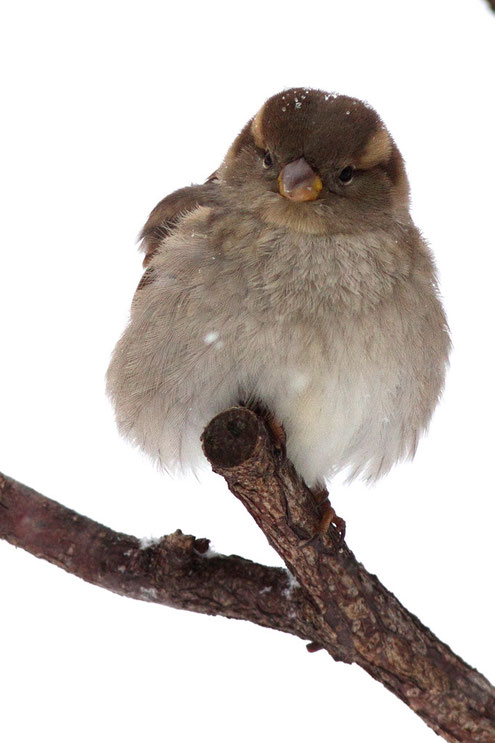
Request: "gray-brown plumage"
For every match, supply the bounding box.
[107,88,450,489]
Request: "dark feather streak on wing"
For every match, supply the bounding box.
[139,177,220,268]
[135,265,156,293]
[133,177,221,302]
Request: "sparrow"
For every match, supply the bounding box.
[107,88,450,533]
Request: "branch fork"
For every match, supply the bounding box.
[1,407,494,742]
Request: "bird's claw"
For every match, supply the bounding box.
[265,414,287,458]
[305,486,347,547]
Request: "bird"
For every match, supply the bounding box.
[107,87,450,536]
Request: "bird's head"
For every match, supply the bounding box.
[219,88,410,234]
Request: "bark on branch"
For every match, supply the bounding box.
[201,408,495,742]
[0,472,313,639]
[1,407,495,742]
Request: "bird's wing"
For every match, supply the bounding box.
[139,178,220,267]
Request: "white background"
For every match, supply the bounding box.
[1,1,494,741]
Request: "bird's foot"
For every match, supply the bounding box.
[309,486,346,543]
[264,412,287,457]
[239,400,286,457]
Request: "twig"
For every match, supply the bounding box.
[0,472,322,641]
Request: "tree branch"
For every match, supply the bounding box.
[201,408,495,743]
[1,407,495,742]
[0,471,319,641]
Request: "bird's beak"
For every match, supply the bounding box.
[278,158,323,202]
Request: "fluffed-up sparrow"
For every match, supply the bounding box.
[107,88,450,533]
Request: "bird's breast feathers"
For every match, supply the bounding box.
[108,208,448,485]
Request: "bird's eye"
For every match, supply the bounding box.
[338,166,354,184]
[262,152,273,169]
